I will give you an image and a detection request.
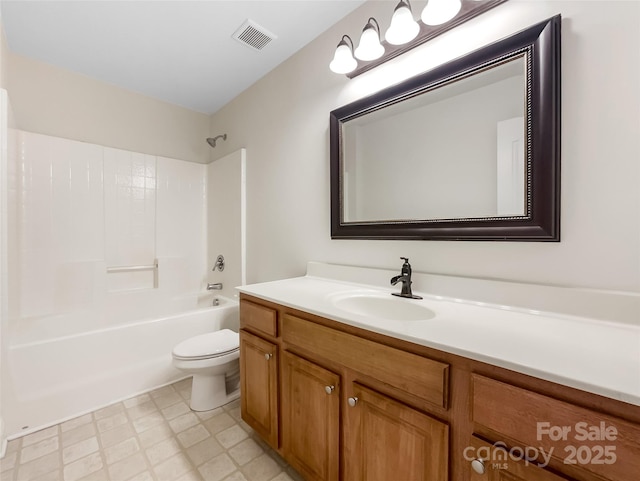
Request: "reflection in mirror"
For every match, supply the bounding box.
[330,15,560,241]
[342,56,526,222]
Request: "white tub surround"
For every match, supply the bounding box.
[238,262,640,407]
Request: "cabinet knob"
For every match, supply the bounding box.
[264,353,272,360]
[470,458,486,475]
[348,397,358,407]
[325,385,335,395]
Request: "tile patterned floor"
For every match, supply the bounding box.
[0,378,304,481]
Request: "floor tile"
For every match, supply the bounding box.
[22,426,59,447]
[133,412,165,434]
[96,413,128,434]
[103,437,140,465]
[16,451,60,480]
[98,423,135,449]
[93,403,124,421]
[145,438,181,466]
[203,412,235,435]
[197,453,237,481]
[241,453,282,481]
[176,425,210,449]
[228,438,263,466]
[216,425,248,449]
[61,424,96,448]
[161,402,190,421]
[106,452,147,481]
[222,472,248,481]
[62,437,99,465]
[154,453,192,481]
[7,379,301,481]
[126,401,158,421]
[168,413,199,434]
[154,392,183,410]
[137,423,174,449]
[185,437,224,467]
[19,436,59,464]
[175,471,203,481]
[60,414,93,433]
[62,452,103,481]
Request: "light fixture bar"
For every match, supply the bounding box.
[345,0,508,78]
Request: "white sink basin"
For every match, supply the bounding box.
[330,292,436,321]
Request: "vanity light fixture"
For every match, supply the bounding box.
[421,0,462,26]
[330,0,508,78]
[354,18,385,61]
[385,0,420,46]
[329,35,357,74]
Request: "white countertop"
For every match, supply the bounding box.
[238,272,640,407]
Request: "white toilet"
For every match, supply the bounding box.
[172,329,240,411]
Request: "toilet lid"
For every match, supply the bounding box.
[172,329,239,360]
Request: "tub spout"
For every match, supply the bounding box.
[207,283,223,290]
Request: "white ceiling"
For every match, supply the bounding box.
[1,0,366,114]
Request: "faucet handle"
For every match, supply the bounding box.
[399,257,412,276]
[213,255,225,272]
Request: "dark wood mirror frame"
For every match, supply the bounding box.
[330,16,561,241]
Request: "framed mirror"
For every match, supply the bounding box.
[330,16,560,241]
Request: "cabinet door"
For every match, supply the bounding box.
[282,351,340,481]
[468,437,573,481]
[240,330,278,448]
[344,383,449,481]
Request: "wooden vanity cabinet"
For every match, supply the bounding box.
[344,383,449,481]
[281,351,340,481]
[239,301,279,449]
[239,330,278,448]
[239,295,640,481]
[467,437,571,481]
[470,374,640,481]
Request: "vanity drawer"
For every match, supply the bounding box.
[240,300,277,337]
[282,314,449,409]
[471,374,640,481]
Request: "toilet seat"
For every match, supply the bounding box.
[172,329,239,361]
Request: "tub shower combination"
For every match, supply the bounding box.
[4,131,248,440]
[6,294,239,437]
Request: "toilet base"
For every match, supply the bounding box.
[190,373,240,412]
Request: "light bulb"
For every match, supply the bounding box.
[421,0,462,26]
[329,38,357,74]
[354,19,385,61]
[385,1,420,45]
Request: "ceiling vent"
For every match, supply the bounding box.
[232,19,277,51]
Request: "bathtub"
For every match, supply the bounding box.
[5,295,238,438]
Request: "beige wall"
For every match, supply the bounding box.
[210,0,640,294]
[7,53,211,164]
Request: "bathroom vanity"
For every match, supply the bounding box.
[237,265,639,481]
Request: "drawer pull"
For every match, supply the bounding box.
[325,385,335,395]
[471,458,485,475]
[264,353,273,360]
[348,397,359,407]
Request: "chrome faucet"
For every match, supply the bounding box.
[207,283,223,290]
[390,257,422,299]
